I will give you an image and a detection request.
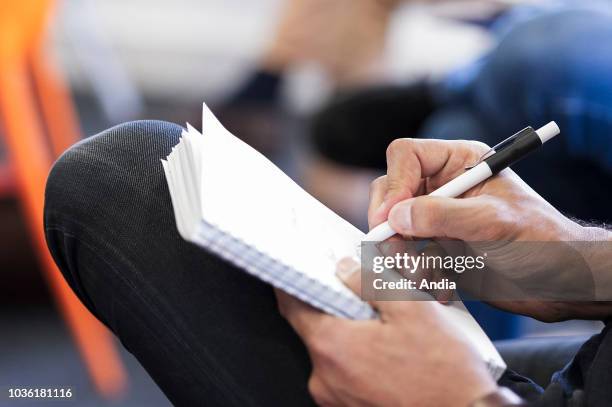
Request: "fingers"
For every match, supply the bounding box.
[335,257,406,319]
[336,257,362,294]
[368,175,388,229]
[376,139,488,222]
[308,375,339,407]
[388,195,504,241]
[275,289,338,342]
[383,139,424,215]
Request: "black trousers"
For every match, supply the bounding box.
[44,121,314,406]
[44,121,586,406]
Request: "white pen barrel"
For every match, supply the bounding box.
[429,162,493,198]
[363,221,396,242]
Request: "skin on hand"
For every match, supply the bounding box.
[370,138,612,321]
[276,138,611,406]
[275,259,497,407]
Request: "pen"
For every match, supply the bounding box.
[362,121,561,242]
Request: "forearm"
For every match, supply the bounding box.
[581,225,612,303]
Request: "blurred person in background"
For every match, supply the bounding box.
[217,0,612,369]
[225,0,612,229]
[308,1,612,227]
[218,0,399,169]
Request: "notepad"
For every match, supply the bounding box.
[162,103,506,379]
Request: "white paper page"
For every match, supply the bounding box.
[198,104,364,297]
[162,103,506,379]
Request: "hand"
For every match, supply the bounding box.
[276,258,498,407]
[369,138,612,321]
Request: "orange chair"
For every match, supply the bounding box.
[0,163,13,195]
[0,0,127,398]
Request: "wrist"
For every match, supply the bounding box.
[580,225,612,241]
[578,226,612,303]
[553,215,590,241]
[455,365,499,407]
[469,387,526,407]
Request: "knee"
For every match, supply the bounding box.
[43,120,184,324]
[44,120,183,238]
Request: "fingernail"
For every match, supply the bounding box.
[389,200,413,233]
[336,257,359,280]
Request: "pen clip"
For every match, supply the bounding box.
[465,127,531,170]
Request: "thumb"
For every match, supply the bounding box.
[335,257,421,319]
[335,257,362,296]
[387,195,494,240]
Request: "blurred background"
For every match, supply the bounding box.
[1,0,610,405]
